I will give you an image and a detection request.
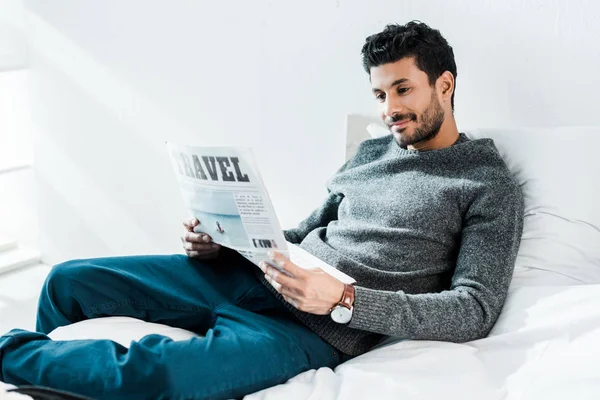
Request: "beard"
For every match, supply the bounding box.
[388,91,445,149]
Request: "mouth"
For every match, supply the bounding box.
[390,119,412,129]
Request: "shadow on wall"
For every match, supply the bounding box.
[27,13,196,263]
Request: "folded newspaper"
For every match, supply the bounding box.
[167,143,355,284]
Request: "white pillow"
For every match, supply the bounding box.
[467,127,600,287]
[49,316,200,347]
[366,122,390,139]
[466,127,600,287]
[367,123,600,286]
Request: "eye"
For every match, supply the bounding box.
[374,93,386,102]
[398,87,410,95]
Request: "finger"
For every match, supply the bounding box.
[264,274,282,292]
[183,232,213,243]
[183,218,200,231]
[267,251,306,279]
[180,232,220,247]
[192,244,220,253]
[183,242,220,252]
[259,261,299,290]
[183,218,196,229]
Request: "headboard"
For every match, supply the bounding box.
[345,114,388,160]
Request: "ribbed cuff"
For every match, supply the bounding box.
[282,229,301,244]
[0,332,17,382]
[348,286,394,335]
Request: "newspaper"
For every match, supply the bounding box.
[167,142,355,284]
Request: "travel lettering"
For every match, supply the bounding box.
[175,152,250,183]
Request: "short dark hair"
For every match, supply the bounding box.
[361,21,458,110]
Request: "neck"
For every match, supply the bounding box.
[407,114,460,152]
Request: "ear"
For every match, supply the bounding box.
[437,71,455,103]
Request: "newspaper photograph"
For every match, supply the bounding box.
[167,142,355,284]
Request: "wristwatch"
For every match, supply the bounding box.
[330,284,355,324]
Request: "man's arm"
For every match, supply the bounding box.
[283,191,344,244]
[347,178,524,342]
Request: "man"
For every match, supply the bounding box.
[0,21,523,399]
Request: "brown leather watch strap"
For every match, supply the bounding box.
[339,283,355,310]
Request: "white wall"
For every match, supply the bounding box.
[0,0,36,249]
[0,71,37,250]
[23,0,600,264]
[0,0,27,70]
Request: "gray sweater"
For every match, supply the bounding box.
[257,132,524,356]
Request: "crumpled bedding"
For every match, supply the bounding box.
[0,382,32,400]
[3,285,599,399]
[246,284,600,400]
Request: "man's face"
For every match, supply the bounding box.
[370,57,445,148]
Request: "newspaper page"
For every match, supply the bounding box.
[167,142,355,284]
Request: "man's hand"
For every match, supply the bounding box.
[258,251,345,315]
[181,218,221,259]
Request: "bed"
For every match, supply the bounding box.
[37,119,600,398]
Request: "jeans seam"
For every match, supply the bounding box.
[84,299,211,316]
[233,284,265,307]
[180,354,310,400]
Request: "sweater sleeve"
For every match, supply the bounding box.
[283,191,344,244]
[347,177,524,342]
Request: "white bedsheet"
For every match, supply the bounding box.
[3,285,599,399]
[247,284,600,400]
[0,382,32,399]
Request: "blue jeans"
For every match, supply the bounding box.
[0,251,349,399]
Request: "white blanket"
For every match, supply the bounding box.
[247,285,600,400]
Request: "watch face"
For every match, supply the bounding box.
[331,306,352,324]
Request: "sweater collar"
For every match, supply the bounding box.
[391,132,470,156]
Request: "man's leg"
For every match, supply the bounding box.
[36,250,261,334]
[0,272,345,399]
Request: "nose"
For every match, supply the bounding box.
[383,96,403,119]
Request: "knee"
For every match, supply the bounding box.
[43,259,94,294]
